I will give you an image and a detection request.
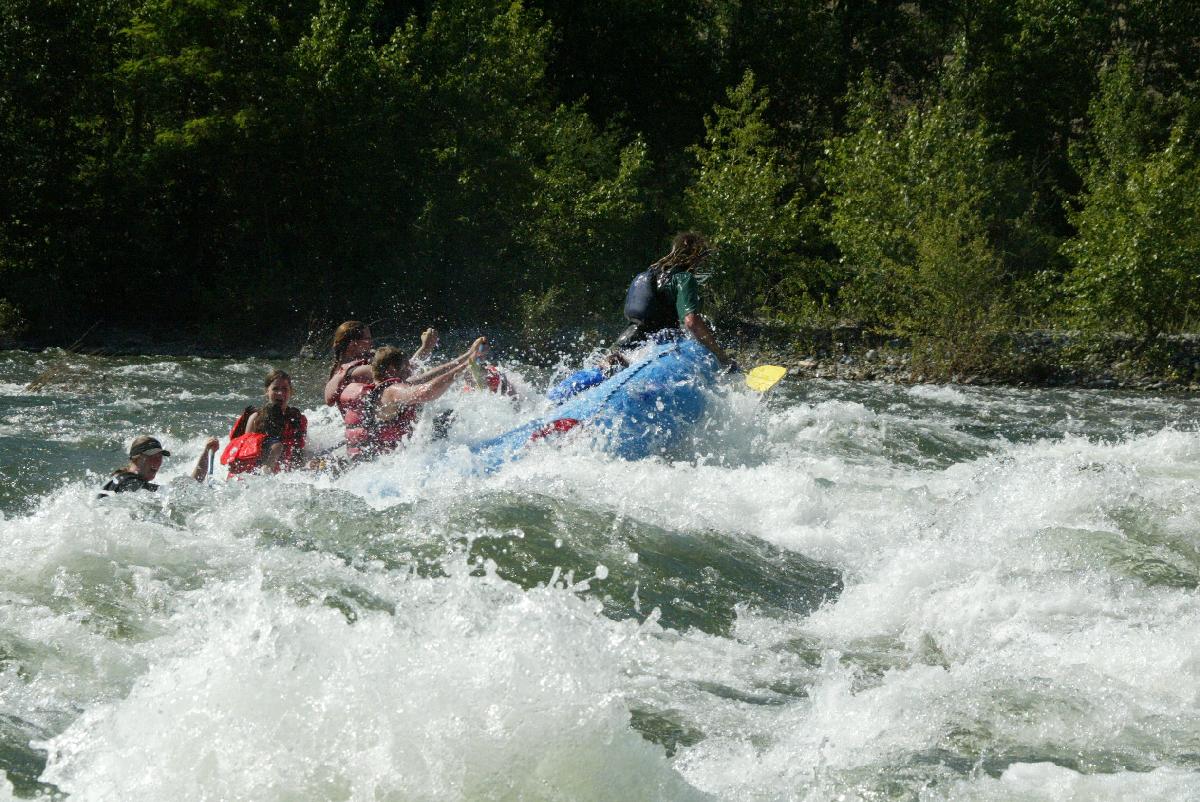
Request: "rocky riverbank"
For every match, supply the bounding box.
[732,324,1200,392]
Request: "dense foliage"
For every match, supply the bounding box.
[1,0,1198,349]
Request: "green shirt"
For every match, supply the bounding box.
[665,271,701,321]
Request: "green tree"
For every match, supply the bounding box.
[0,0,137,335]
[379,0,653,328]
[1063,53,1200,338]
[515,109,651,330]
[956,0,1110,213]
[682,71,815,320]
[531,0,722,167]
[113,0,313,327]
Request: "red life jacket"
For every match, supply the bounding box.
[339,381,371,442]
[345,378,417,459]
[221,405,308,475]
[333,357,371,418]
[485,365,515,396]
[278,409,307,468]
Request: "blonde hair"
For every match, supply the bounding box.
[371,347,409,381]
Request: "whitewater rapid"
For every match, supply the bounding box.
[0,349,1198,800]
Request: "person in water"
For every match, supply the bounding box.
[615,231,736,369]
[323,321,439,410]
[101,435,219,494]
[345,338,487,459]
[222,369,308,475]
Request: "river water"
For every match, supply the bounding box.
[0,346,1198,800]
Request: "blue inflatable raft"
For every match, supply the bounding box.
[469,339,718,471]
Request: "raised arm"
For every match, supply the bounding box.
[412,328,439,363]
[409,337,487,384]
[191,438,220,482]
[379,370,461,413]
[378,338,486,419]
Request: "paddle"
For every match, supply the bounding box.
[745,364,787,393]
[467,356,486,388]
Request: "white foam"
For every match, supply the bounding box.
[907,384,972,404]
[39,567,707,801]
[109,361,186,378]
[936,762,1200,801]
[223,362,259,375]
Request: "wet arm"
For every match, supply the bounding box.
[260,441,284,473]
[191,438,220,481]
[409,353,468,384]
[377,367,466,420]
[683,313,733,366]
[412,328,438,363]
[410,338,486,384]
[323,374,340,405]
[324,364,374,404]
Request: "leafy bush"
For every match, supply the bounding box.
[377,0,652,324]
[822,60,1038,371]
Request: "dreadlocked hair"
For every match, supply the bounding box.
[649,231,711,277]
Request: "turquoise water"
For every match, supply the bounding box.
[1,347,1199,800]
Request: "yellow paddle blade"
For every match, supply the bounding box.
[746,364,787,392]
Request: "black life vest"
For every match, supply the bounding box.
[100,470,158,494]
[623,267,678,332]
